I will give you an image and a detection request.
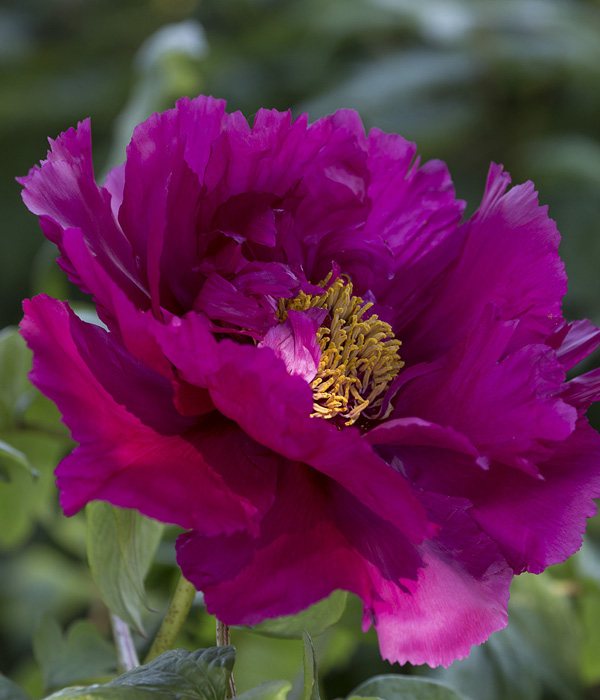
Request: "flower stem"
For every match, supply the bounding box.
[144,573,196,664]
[216,619,236,698]
[110,613,139,672]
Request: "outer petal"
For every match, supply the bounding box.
[403,164,566,363]
[373,493,512,668]
[17,120,147,308]
[469,419,600,573]
[177,460,423,624]
[119,100,221,315]
[370,416,600,575]
[546,318,600,370]
[20,295,276,534]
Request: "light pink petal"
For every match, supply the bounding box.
[372,493,512,668]
[259,309,325,382]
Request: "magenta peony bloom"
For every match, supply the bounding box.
[19,95,600,667]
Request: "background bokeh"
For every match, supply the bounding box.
[2,1,600,699]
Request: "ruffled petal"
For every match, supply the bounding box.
[404,164,566,363]
[469,419,600,573]
[365,129,466,330]
[392,310,576,473]
[546,318,600,370]
[20,295,276,534]
[18,120,147,307]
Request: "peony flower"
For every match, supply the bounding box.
[19,95,600,667]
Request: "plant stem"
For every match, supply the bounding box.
[110,613,139,672]
[216,619,236,698]
[144,573,196,664]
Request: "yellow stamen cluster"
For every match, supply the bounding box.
[278,275,404,426]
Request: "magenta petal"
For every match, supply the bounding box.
[562,368,600,412]
[207,341,432,542]
[156,314,431,542]
[20,295,275,534]
[393,310,577,472]
[18,120,147,307]
[405,164,566,363]
[547,318,600,370]
[177,460,422,625]
[366,129,466,329]
[469,419,600,573]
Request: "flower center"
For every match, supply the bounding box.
[278,275,404,426]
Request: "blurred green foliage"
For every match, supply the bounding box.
[3,0,600,699]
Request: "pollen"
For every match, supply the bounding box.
[278,274,404,426]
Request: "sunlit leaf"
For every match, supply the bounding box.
[42,646,235,700]
[33,616,116,692]
[86,503,164,635]
[247,591,347,639]
[302,631,320,700]
[236,680,292,700]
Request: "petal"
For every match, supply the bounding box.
[155,313,432,543]
[259,309,325,382]
[365,130,466,330]
[20,295,276,534]
[469,419,600,573]
[562,368,600,412]
[404,164,567,363]
[177,460,422,624]
[546,318,600,370]
[18,119,147,307]
[372,493,512,667]
[392,309,577,473]
[375,416,600,575]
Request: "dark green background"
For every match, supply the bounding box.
[3,1,600,698]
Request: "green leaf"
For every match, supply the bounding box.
[236,680,292,700]
[86,502,164,635]
[0,438,37,480]
[42,646,235,700]
[426,572,580,700]
[0,430,67,549]
[33,615,117,692]
[248,591,347,639]
[0,676,33,700]
[302,631,320,700]
[0,327,33,429]
[350,675,470,700]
